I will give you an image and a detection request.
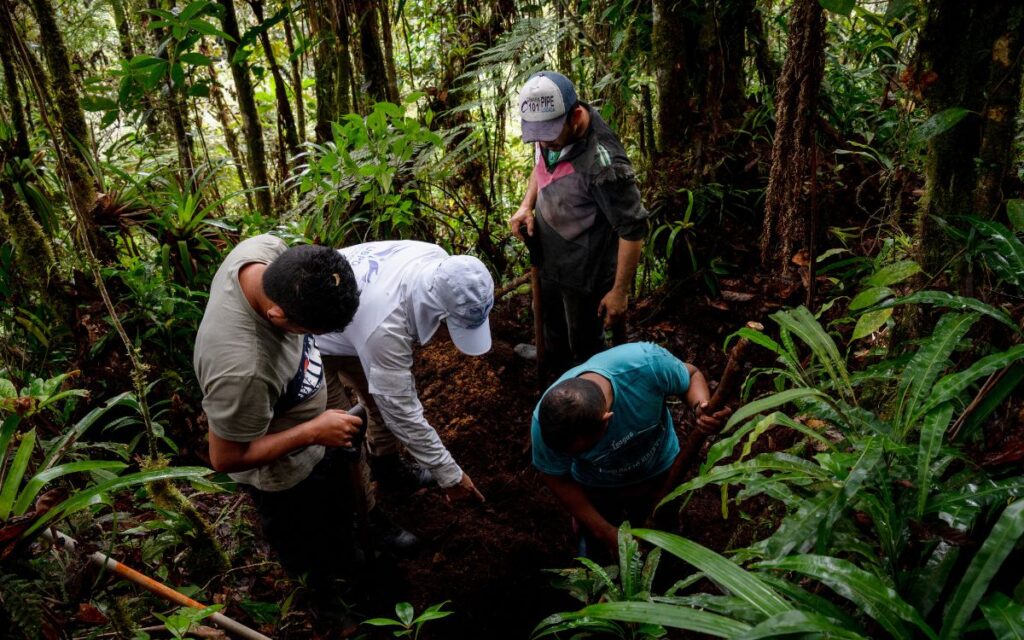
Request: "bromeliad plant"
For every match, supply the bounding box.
[651,294,1024,637]
[0,372,208,556]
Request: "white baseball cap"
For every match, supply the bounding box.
[518,71,578,143]
[432,255,494,356]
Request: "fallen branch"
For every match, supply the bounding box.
[495,273,531,299]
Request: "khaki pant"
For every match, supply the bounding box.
[321,354,396,509]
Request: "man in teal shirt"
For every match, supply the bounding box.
[531,343,730,557]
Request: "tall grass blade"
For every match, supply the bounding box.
[756,554,936,640]
[633,529,791,617]
[25,466,210,536]
[917,404,954,517]
[660,453,829,508]
[534,601,753,638]
[897,313,979,435]
[772,307,853,399]
[924,345,1024,415]
[737,610,870,639]
[0,429,36,521]
[13,460,127,516]
[979,593,1024,640]
[940,500,1024,640]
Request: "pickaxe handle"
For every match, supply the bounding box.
[654,321,763,508]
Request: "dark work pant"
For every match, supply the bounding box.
[244,447,355,586]
[541,285,622,377]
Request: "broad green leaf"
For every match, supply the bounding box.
[759,574,863,631]
[924,345,1024,416]
[633,529,791,617]
[757,555,936,640]
[772,307,852,398]
[849,286,893,310]
[537,601,752,637]
[917,404,954,517]
[738,610,868,639]
[759,437,882,559]
[395,601,414,626]
[864,260,921,287]
[818,0,855,15]
[81,96,118,112]
[897,312,980,433]
[13,460,127,516]
[41,391,133,471]
[928,478,1024,515]
[957,362,1024,438]
[25,467,210,536]
[0,429,36,520]
[170,63,185,88]
[941,500,1024,640]
[661,453,829,508]
[179,0,209,21]
[969,217,1024,288]
[0,414,19,461]
[852,308,892,340]
[980,593,1024,640]
[910,108,971,146]
[702,411,835,473]
[724,388,829,433]
[1007,200,1024,231]
[179,52,211,66]
[886,290,1018,333]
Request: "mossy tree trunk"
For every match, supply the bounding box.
[760,0,825,273]
[912,1,1024,288]
[247,0,301,162]
[377,0,399,102]
[218,0,272,217]
[309,0,353,142]
[652,0,753,171]
[283,14,306,141]
[353,0,393,104]
[0,16,30,159]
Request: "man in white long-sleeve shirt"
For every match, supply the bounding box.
[316,241,492,502]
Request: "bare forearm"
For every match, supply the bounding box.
[611,239,642,294]
[683,368,712,410]
[519,168,538,211]
[209,409,359,473]
[542,474,616,543]
[209,425,316,473]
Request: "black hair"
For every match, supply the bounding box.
[538,377,606,453]
[263,244,359,334]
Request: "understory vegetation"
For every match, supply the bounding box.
[1,0,1023,638]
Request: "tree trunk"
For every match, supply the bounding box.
[247,0,301,161]
[217,0,272,218]
[971,5,1024,221]
[377,0,399,101]
[283,14,306,142]
[911,1,1023,282]
[353,0,392,104]
[0,17,29,159]
[109,0,135,59]
[760,0,826,272]
[309,0,353,141]
[652,0,752,171]
[204,49,254,212]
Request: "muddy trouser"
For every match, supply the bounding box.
[541,284,626,376]
[243,447,355,586]
[321,354,400,508]
[577,472,666,564]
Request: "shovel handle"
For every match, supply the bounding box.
[341,403,368,460]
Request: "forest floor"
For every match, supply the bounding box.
[276,264,796,638]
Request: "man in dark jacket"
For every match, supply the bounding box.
[509,71,650,374]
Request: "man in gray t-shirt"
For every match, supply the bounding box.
[194,235,361,584]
